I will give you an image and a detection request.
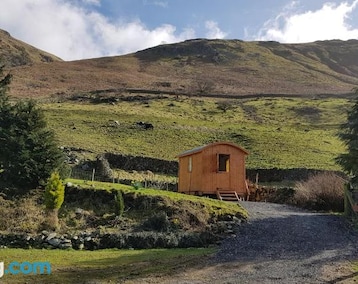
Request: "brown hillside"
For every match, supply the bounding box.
[2,31,358,98]
[0,29,62,67]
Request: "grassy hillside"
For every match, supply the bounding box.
[0,29,62,67]
[43,95,351,170]
[6,37,358,99]
[1,30,355,170]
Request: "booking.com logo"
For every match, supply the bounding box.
[0,261,51,277]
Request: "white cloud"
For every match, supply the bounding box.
[154,1,168,8]
[0,0,194,60]
[90,14,195,55]
[81,0,101,6]
[205,21,228,39]
[256,0,358,43]
[143,0,168,8]
[153,1,168,8]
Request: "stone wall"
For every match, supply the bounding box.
[0,186,239,250]
[246,168,345,183]
[101,152,344,183]
[0,230,217,250]
[102,153,178,175]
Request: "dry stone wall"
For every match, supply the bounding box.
[99,153,344,183]
[102,153,178,175]
[246,168,345,183]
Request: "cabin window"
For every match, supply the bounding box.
[218,154,230,172]
[188,157,192,172]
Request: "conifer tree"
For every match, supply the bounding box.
[0,65,66,188]
[0,66,13,178]
[44,171,65,229]
[44,171,65,208]
[337,88,358,184]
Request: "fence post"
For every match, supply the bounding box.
[344,183,351,217]
[344,183,358,219]
[92,168,95,182]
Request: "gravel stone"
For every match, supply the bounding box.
[129,202,358,284]
[213,201,358,283]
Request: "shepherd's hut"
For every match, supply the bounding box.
[177,142,249,201]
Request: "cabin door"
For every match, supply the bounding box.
[215,153,231,191]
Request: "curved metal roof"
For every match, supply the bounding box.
[177,141,249,158]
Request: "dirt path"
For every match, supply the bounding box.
[127,202,358,284]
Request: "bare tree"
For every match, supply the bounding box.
[216,100,236,113]
[189,77,215,96]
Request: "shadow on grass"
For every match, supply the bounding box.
[2,248,214,284]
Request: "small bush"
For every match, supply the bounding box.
[131,181,142,190]
[293,172,345,211]
[44,171,65,230]
[216,100,236,113]
[266,187,295,204]
[142,211,171,232]
[178,233,199,248]
[114,190,125,217]
[127,232,158,249]
[44,171,65,210]
[0,192,46,233]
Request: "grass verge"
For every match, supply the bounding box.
[0,247,215,283]
[65,178,248,219]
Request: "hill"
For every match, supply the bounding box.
[43,96,349,170]
[0,29,62,67]
[2,30,358,99]
[1,30,356,171]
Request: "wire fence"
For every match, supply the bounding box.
[69,167,177,191]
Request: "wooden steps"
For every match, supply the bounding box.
[217,191,242,202]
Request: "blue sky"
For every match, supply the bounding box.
[1,0,358,60]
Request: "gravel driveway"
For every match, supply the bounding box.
[134,201,358,284]
[213,201,358,283]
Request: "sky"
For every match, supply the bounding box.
[1,0,358,61]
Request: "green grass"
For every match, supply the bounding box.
[350,262,358,282]
[112,169,178,183]
[66,178,133,192]
[43,96,352,170]
[0,248,215,283]
[65,178,248,218]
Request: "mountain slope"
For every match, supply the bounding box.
[132,39,358,95]
[2,31,358,98]
[0,29,62,68]
[0,30,352,170]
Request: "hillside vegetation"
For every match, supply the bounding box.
[0,30,357,283]
[3,31,358,98]
[0,29,62,67]
[0,29,356,170]
[43,95,350,170]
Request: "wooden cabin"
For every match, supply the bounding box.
[177,142,249,201]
